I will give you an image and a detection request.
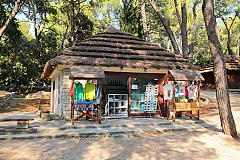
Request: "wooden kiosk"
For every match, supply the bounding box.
[164,70,205,121]
[70,66,105,124]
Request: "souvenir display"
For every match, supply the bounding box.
[70,79,102,124]
[163,84,174,100]
[187,83,198,100]
[144,84,158,112]
[163,82,198,102]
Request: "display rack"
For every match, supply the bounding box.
[107,94,128,117]
[164,70,205,121]
[69,66,105,125]
[144,84,158,112]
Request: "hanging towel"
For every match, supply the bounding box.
[85,81,95,100]
[187,84,197,100]
[163,84,173,100]
[96,82,101,104]
[74,82,84,100]
[175,84,180,97]
[70,80,74,98]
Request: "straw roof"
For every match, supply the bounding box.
[70,66,105,79]
[201,55,240,73]
[42,27,200,78]
[164,70,205,81]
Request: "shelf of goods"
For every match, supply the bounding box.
[107,94,128,117]
[130,94,145,113]
[103,85,127,94]
[144,84,158,112]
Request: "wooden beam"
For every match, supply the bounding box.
[158,79,163,117]
[104,71,165,79]
[127,76,131,117]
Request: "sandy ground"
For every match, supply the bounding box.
[0,90,240,160]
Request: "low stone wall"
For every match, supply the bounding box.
[0,90,50,100]
[25,91,50,99]
[0,90,51,110]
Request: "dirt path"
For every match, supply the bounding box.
[0,90,240,160]
[0,130,239,160]
[200,90,240,134]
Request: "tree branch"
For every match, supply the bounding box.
[148,0,180,54]
[0,0,27,39]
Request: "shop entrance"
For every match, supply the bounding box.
[102,75,128,118]
[130,78,159,115]
[102,73,164,118]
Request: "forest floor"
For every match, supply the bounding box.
[0,90,240,160]
[0,91,50,115]
[0,98,49,115]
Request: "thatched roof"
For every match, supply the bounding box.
[70,66,105,79]
[42,27,200,78]
[164,70,205,81]
[201,56,240,73]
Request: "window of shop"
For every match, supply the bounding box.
[130,78,158,114]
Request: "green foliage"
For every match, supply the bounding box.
[0,0,59,94]
[0,0,239,93]
[46,0,94,48]
[0,32,54,93]
[192,53,212,68]
[215,0,240,55]
[89,0,121,34]
[119,0,143,38]
[144,0,170,49]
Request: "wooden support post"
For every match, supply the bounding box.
[173,81,176,122]
[127,76,131,117]
[158,79,163,117]
[70,78,75,125]
[197,81,201,120]
[164,76,168,119]
[71,98,74,125]
[99,78,102,123]
[166,101,169,119]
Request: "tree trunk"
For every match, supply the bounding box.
[61,26,69,49]
[188,41,196,62]
[202,0,237,138]
[237,37,240,56]
[220,14,237,55]
[140,0,149,42]
[148,0,180,55]
[227,32,233,55]
[186,0,200,62]
[173,0,181,26]
[0,0,27,39]
[188,0,200,35]
[181,0,188,58]
[70,0,75,46]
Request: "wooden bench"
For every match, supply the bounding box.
[167,101,200,122]
[0,118,34,128]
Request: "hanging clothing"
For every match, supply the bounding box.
[179,86,185,96]
[70,80,74,98]
[96,82,101,104]
[175,84,180,97]
[187,84,197,100]
[84,81,95,100]
[74,82,84,100]
[163,84,173,100]
[185,85,189,97]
